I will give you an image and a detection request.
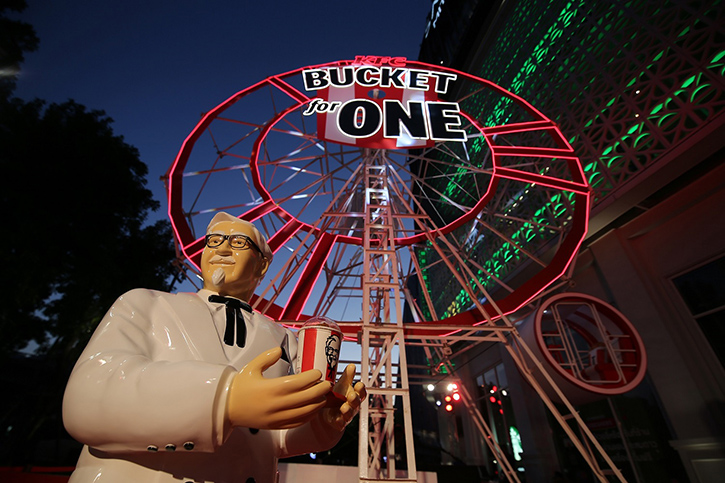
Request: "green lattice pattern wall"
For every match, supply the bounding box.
[420,0,725,319]
[470,0,725,203]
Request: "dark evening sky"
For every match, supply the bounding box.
[13,1,433,218]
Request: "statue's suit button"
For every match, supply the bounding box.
[183,441,195,450]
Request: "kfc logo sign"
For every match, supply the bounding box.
[302,56,465,149]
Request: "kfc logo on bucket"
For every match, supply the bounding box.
[296,316,343,383]
[302,56,465,149]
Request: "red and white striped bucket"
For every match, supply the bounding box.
[296,316,343,383]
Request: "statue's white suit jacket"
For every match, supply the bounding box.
[63,288,341,483]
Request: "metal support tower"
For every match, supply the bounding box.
[358,157,417,482]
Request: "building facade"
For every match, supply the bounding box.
[417,0,725,481]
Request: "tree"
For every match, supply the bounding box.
[0,97,178,467]
[0,1,178,465]
[0,99,177,357]
[0,0,38,98]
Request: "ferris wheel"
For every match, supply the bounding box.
[164,57,641,482]
[166,57,589,333]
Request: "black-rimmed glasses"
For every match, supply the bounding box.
[205,234,265,257]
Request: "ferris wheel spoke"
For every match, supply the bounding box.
[494,167,588,194]
[412,142,474,169]
[490,212,563,232]
[183,159,250,177]
[262,144,358,192]
[476,217,548,268]
[482,120,557,137]
[425,232,498,322]
[182,237,206,260]
[455,83,490,106]
[263,134,320,162]
[310,242,358,316]
[268,75,311,104]
[411,174,480,214]
[386,169,443,236]
[266,218,305,253]
[407,157,493,201]
[264,166,338,211]
[392,149,492,181]
[263,150,365,211]
[188,200,262,218]
[238,199,281,222]
[262,158,324,193]
[465,252,516,295]
[315,245,365,320]
[280,232,339,321]
[260,152,321,169]
[212,123,268,156]
[216,116,268,133]
[388,154,490,209]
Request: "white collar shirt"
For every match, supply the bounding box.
[197,288,254,364]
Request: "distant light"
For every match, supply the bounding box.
[452,393,461,401]
[447,383,458,392]
[310,453,317,460]
[445,404,453,412]
[436,400,442,406]
[444,395,452,403]
[427,384,435,391]
[490,396,497,403]
[510,426,524,461]
[502,390,508,396]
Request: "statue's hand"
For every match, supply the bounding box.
[226,347,330,429]
[323,364,367,432]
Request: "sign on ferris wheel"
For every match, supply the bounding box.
[302,56,463,148]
